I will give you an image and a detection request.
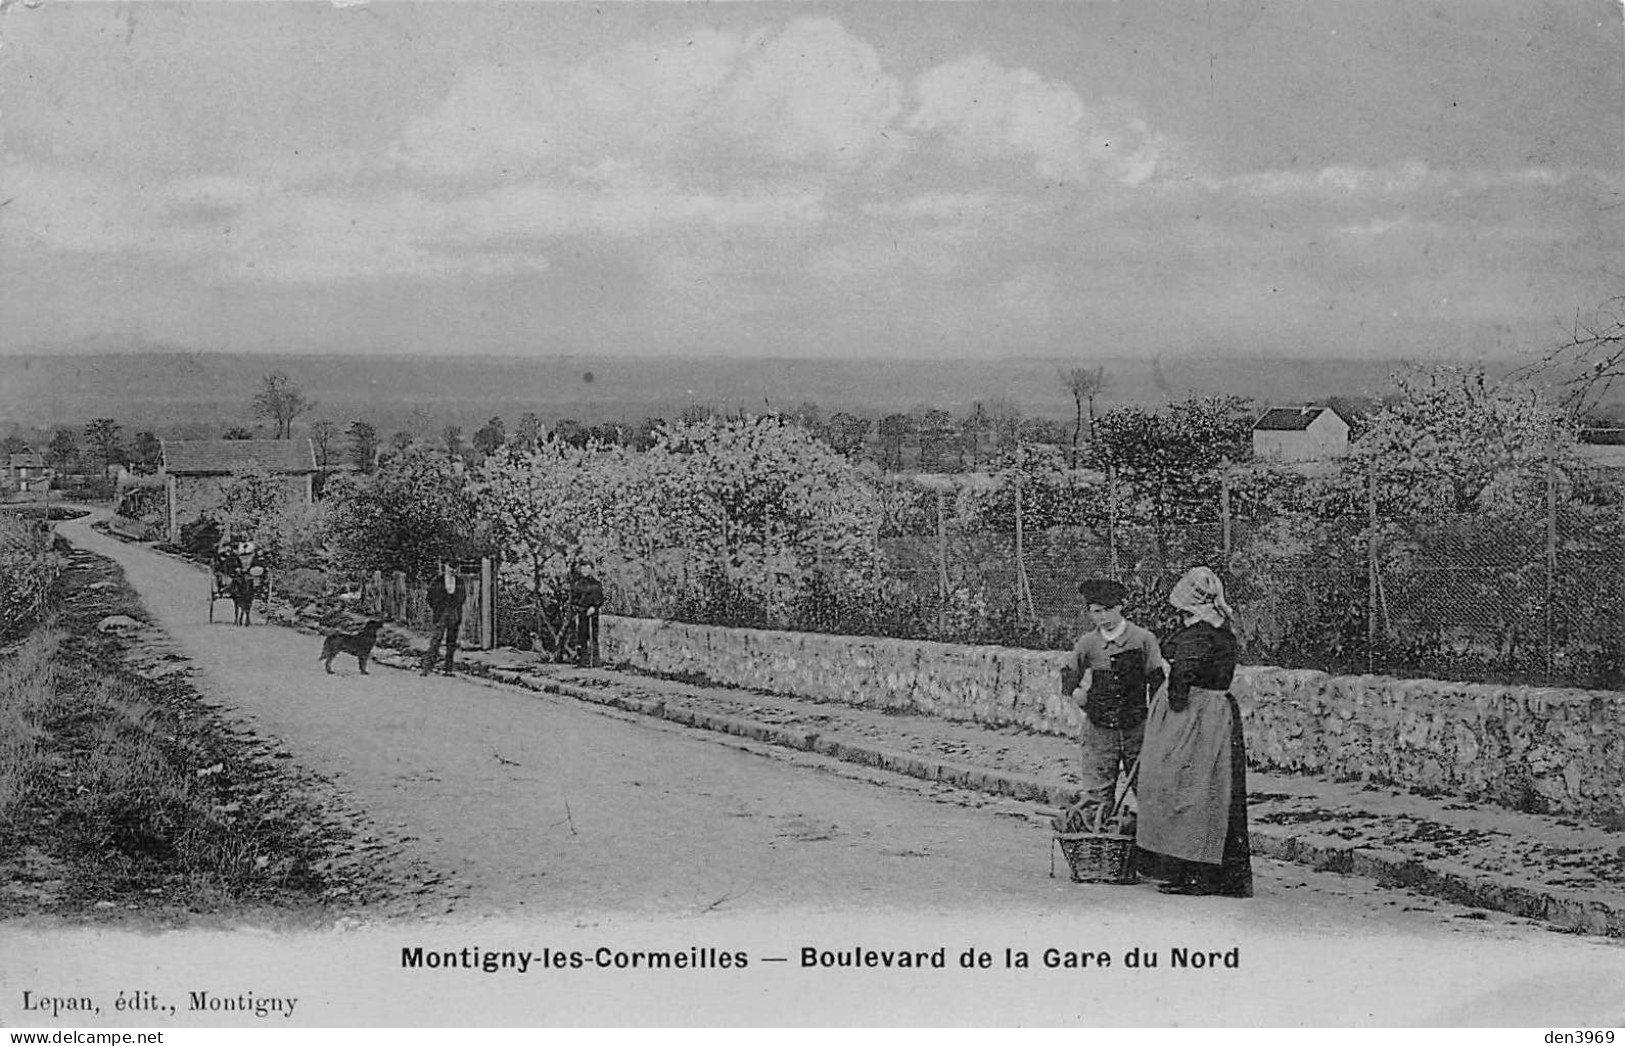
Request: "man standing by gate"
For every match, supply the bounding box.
[421,561,464,676]
[569,564,605,668]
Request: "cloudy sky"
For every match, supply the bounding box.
[1,1,1620,360]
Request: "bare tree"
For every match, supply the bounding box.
[915,407,957,472]
[82,418,122,477]
[130,432,162,473]
[253,371,313,439]
[986,398,1023,449]
[46,428,79,471]
[514,411,545,452]
[876,413,913,472]
[472,415,507,458]
[1061,365,1111,468]
[346,420,380,473]
[960,402,991,468]
[1513,295,1625,413]
[309,419,338,471]
[822,411,870,457]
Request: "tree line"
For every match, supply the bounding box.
[10,310,1624,490]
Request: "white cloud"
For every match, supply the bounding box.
[862,192,1026,222]
[1221,161,1580,199]
[715,18,904,171]
[2,157,830,284]
[447,179,826,241]
[1338,215,1411,237]
[907,55,1167,187]
[392,18,902,182]
[203,191,545,284]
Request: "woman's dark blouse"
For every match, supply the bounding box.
[1164,621,1238,709]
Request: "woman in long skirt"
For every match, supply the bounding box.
[1136,565,1254,897]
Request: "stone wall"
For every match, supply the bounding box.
[602,615,1625,820]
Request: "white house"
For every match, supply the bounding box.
[1251,406,1351,461]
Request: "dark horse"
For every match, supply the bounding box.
[229,573,256,626]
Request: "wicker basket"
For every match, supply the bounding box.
[1054,831,1137,885]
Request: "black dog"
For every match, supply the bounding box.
[320,619,383,675]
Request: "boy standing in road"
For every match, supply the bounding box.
[1068,579,1166,810]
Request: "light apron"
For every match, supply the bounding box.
[1135,685,1234,865]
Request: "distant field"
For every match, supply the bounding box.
[0,349,1567,438]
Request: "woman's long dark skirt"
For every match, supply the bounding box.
[1211,693,1254,896]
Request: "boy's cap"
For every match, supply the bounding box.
[1079,578,1128,608]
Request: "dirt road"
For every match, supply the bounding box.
[29,517,1625,1025]
[60,518,1116,918]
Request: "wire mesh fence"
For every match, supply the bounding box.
[532,461,1625,690]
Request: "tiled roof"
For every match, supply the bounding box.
[1254,407,1330,432]
[161,439,317,475]
[8,453,46,468]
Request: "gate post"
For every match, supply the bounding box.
[481,556,495,650]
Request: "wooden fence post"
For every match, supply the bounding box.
[1107,466,1120,579]
[1013,474,1036,623]
[1546,430,1557,682]
[481,556,495,650]
[1367,462,1377,673]
[935,487,949,637]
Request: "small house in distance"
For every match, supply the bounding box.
[5,452,53,495]
[160,439,318,541]
[1251,406,1351,462]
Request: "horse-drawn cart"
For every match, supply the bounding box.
[209,541,271,624]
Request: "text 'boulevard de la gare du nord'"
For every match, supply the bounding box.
[398,944,1243,973]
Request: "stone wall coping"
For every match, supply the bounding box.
[604,613,1625,703]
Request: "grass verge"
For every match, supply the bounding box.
[0,541,381,924]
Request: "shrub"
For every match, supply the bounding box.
[0,515,58,639]
[178,517,223,560]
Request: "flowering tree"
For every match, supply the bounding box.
[472,415,884,631]
[471,437,614,643]
[647,415,883,623]
[1333,364,1575,519]
[1236,364,1590,676]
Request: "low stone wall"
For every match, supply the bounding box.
[602,615,1625,820]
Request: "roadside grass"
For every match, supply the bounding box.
[0,622,325,912]
[0,543,364,921]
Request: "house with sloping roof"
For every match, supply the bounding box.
[1251,406,1351,462]
[160,439,317,541]
[5,452,53,494]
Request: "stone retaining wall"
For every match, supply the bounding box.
[602,614,1625,820]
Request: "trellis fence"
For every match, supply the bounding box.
[530,462,1625,690]
[361,558,497,650]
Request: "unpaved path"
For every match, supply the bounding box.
[23,517,1625,1025]
[59,518,1108,919]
